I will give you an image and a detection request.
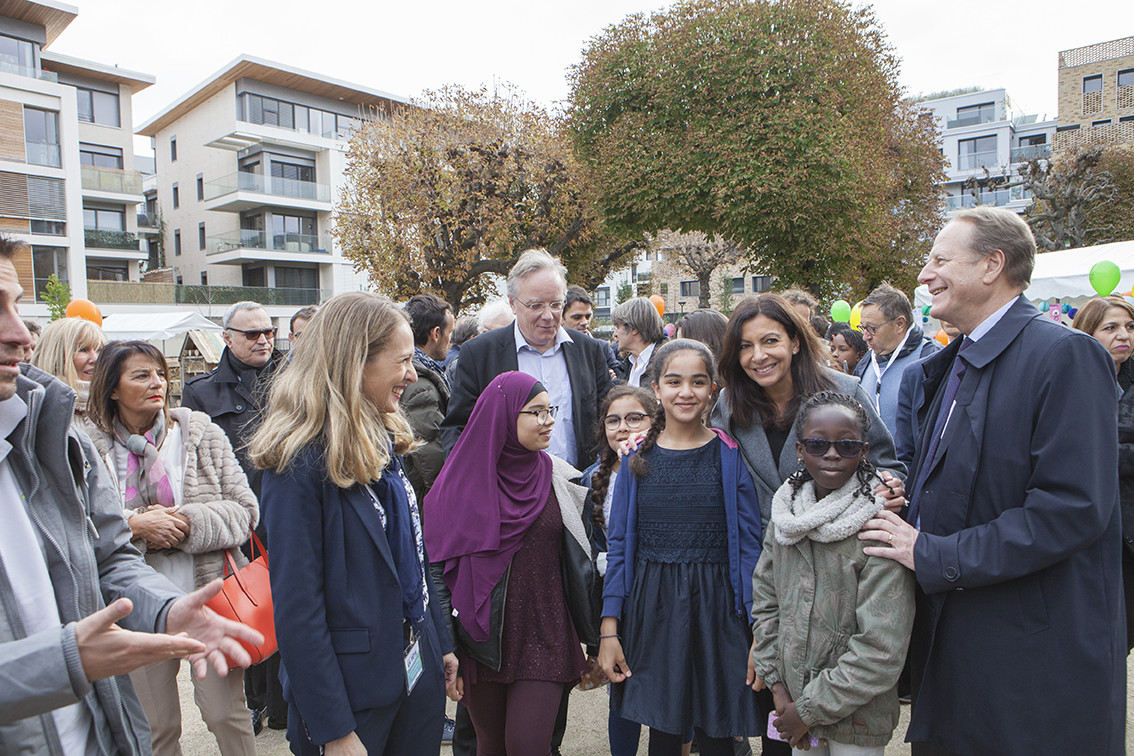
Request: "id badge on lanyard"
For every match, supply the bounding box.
[404,623,424,694]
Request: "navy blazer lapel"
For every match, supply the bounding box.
[346,486,398,576]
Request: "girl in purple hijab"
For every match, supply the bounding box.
[426,371,596,756]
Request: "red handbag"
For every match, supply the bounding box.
[205,531,277,666]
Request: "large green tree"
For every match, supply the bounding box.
[567,0,945,298]
[334,85,642,312]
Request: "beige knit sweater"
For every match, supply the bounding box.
[89,407,259,588]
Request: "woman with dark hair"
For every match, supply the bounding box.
[826,321,869,375]
[427,371,597,756]
[675,309,728,363]
[1073,296,1134,650]
[86,341,258,756]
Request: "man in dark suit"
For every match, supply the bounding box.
[860,207,1126,755]
[442,249,613,467]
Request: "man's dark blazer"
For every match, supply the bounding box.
[905,296,1125,755]
[441,326,613,465]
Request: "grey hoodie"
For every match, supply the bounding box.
[0,365,182,755]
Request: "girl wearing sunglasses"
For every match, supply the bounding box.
[748,391,914,756]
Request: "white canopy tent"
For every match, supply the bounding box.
[914,239,1134,320]
[100,312,222,340]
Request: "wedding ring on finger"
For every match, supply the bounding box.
[888,532,894,545]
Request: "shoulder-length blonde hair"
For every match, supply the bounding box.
[31,317,107,390]
[250,292,418,488]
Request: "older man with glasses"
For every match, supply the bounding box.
[181,300,285,734]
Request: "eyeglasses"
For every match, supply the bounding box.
[518,406,559,424]
[517,300,564,314]
[604,412,650,430]
[860,318,896,337]
[800,438,867,458]
[226,327,277,341]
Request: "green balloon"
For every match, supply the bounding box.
[1090,260,1121,297]
[830,299,851,322]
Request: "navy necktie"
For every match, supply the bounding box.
[907,338,971,526]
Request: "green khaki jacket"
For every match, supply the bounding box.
[750,522,914,748]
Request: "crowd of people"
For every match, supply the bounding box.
[0,203,1129,756]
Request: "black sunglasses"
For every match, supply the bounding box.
[800,438,866,458]
[226,327,277,341]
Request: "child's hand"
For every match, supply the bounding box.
[617,433,647,457]
[772,702,811,750]
[771,681,793,714]
[874,471,906,512]
[746,639,763,690]
[598,636,632,683]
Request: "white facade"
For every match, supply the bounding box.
[918,88,1056,215]
[137,55,409,320]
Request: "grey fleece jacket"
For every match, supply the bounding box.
[0,365,183,755]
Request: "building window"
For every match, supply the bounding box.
[198,222,206,251]
[173,229,181,256]
[680,280,700,298]
[953,101,995,127]
[1083,75,1103,94]
[272,213,316,250]
[1119,69,1134,87]
[752,275,773,293]
[1083,75,1103,115]
[83,207,125,231]
[176,275,183,285]
[87,261,128,281]
[1019,134,1047,146]
[270,161,315,183]
[1093,119,1113,127]
[170,137,177,162]
[238,92,360,140]
[172,183,179,209]
[1121,115,1134,123]
[32,246,67,302]
[30,220,65,235]
[23,107,60,167]
[595,287,610,308]
[79,143,124,169]
[1056,124,1081,132]
[659,283,669,297]
[75,87,120,127]
[957,135,997,171]
[729,277,744,295]
[196,173,204,201]
[276,265,318,290]
[0,33,37,77]
[200,271,208,285]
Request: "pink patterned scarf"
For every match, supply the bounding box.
[114,412,175,510]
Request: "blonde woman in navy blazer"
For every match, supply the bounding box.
[251,293,458,756]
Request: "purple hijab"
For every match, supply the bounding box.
[424,371,553,642]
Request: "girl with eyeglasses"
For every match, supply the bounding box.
[749,391,914,756]
[599,340,763,756]
[426,371,598,756]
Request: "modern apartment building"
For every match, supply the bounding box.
[918,88,1056,214]
[137,55,409,315]
[0,0,152,317]
[1055,36,1134,151]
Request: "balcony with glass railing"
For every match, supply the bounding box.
[87,280,331,307]
[84,228,140,250]
[955,151,1000,172]
[945,186,1029,211]
[136,213,156,229]
[0,60,58,82]
[203,171,331,209]
[1010,144,1051,163]
[947,110,996,129]
[81,165,143,195]
[207,230,331,256]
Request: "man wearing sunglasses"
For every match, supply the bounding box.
[181,300,285,732]
[853,283,940,434]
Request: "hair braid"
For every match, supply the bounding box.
[589,446,618,532]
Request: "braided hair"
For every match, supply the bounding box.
[787,391,879,497]
[628,339,717,478]
[589,386,659,533]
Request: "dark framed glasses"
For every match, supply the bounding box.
[800,438,866,458]
[226,327,277,341]
[604,412,650,430]
[518,406,559,424]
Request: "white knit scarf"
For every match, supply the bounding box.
[771,473,886,546]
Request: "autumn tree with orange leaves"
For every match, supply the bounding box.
[334,85,643,312]
[567,0,945,299]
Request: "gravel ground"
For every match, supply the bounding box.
[175,653,1134,754]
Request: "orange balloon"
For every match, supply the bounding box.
[935,328,950,346]
[649,294,665,317]
[65,298,103,326]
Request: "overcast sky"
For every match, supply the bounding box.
[53,0,1131,147]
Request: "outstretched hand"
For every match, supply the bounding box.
[617,433,648,458]
[165,578,264,679]
[75,598,205,682]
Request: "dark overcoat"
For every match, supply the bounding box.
[906,296,1125,755]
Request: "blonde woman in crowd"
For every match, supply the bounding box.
[30,316,106,432]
